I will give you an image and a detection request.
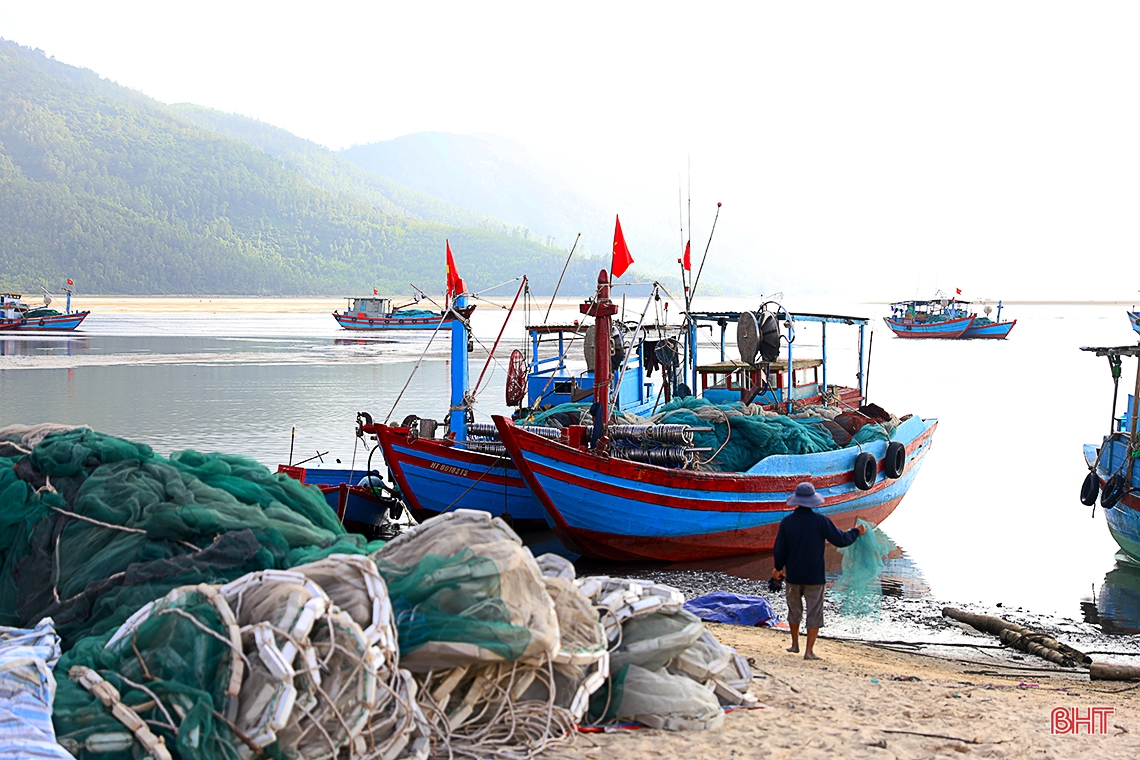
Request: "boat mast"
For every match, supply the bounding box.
[582,270,618,444]
[449,291,470,441]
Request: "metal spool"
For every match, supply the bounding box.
[736,312,760,365]
[583,324,596,372]
[757,311,781,362]
[505,349,527,407]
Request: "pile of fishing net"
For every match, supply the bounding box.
[0,427,759,758]
[391,309,440,319]
[574,574,757,730]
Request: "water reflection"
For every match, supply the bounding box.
[1082,554,1140,635]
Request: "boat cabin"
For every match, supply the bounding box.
[343,297,394,319]
[698,358,823,406]
[524,322,679,416]
[0,293,26,320]
[888,298,972,325]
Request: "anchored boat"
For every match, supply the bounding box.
[0,288,89,331]
[332,296,456,331]
[1127,310,1140,334]
[1079,344,1140,562]
[494,271,938,562]
[885,294,1014,339]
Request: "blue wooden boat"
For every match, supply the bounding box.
[494,271,939,562]
[371,279,673,525]
[0,289,89,331]
[885,295,1014,339]
[1127,310,1140,334]
[333,296,456,331]
[1080,344,1140,562]
[277,462,402,540]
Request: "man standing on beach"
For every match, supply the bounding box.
[770,481,866,660]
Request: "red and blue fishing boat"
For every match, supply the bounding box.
[1127,310,1140,334]
[332,296,456,331]
[885,294,1014,339]
[0,288,89,331]
[493,271,939,562]
[1079,344,1140,562]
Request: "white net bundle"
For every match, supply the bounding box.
[577,575,757,730]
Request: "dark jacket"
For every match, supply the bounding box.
[772,507,860,586]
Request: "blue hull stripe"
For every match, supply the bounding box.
[388,443,546,521]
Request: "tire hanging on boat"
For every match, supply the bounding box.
[853,451,876,491]
[883,441,906,479]
[1080,471,1100,507]
[1101,473,1127,509]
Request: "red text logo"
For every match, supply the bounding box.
[1050,707,1114,735]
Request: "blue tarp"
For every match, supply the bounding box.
[683,591,778,627]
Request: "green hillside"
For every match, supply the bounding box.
[0,39,602,295]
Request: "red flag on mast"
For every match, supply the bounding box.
[682,240,691,272]
[66,278,73,286]
[611,215,634,279]
[446,240,466,299]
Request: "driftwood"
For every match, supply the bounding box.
[942,607,1090,667]
[1090,662,1140,682]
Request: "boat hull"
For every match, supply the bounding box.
[961,320,1016,339]
[1085,442,1140,562]
[1129,311,1140,334]
[495,414,938,562]
[375,425,547,524]
[0,312,89,331]
[333,313,453,330]
[883,315,973,338]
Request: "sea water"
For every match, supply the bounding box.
[1,296,1137,633]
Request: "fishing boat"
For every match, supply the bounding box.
[885,294,1014,339]
[494,271,938,562]
[1079,344,1140,562]
[1127,310,1140,334]
[368,271,678,526]
[0,288,89,331]
[332,296,456,331]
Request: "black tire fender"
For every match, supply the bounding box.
[854,452,876,491]
[1102,473,1127,509]
[1080,471,1100,507]
[884,441,906,479]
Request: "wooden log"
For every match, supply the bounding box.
[1090,662,1140,681]
[943,607,1089,667]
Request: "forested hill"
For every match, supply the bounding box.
[0,39,603,295]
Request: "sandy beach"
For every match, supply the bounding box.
[559,624,1140,760]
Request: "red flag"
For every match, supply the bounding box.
[955,288,962,295]
[611,215,634,279]
[66,278,73,285]
[373,288,378,295]
[446,240,466,298]
[682,240,691,272]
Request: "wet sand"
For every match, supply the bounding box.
[559,624,1140,760]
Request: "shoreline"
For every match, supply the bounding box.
[559,623,1140,759]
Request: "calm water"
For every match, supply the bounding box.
[2,299,1138,631]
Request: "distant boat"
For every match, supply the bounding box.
[332,296,456,331]
[0,288,89,331]
[885,293,1014,339]
[1080,344,1140,563]
[1127,310,1140,334]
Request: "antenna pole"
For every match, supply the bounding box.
[543,233,580,323]
[689,202,721,303]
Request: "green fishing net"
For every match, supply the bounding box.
[653,397,840,472]
[0,426,370,650]
[832,519,897,619]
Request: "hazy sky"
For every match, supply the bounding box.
[3,2,1139,300]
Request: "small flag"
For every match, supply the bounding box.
[683,240,691,272]
[446,240,466,298]
[66,278,73,285]
[611,215,634,279]
[373,288,378,295]
[955,288,962,295]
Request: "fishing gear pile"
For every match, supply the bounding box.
[0,426,758,759]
